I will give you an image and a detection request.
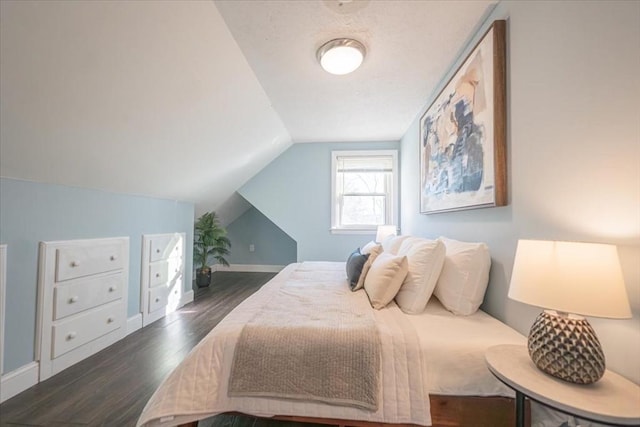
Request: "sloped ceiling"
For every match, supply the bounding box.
[1,0,495,217]
[0,0,290,215]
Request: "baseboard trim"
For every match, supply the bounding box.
[126,313,143,336]
[0,361,39,403]
[180,290,194,307]
[212,264,285,273]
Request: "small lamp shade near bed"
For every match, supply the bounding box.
[508,239,631,384]
[375,225,397,243]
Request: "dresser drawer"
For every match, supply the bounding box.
[149,258,183,288]
[51,301,124,358]
[56,241,124,282]
[148,286,169,314]
[149,234,182,262]
[53,272,123,320]
[148,261,169,288]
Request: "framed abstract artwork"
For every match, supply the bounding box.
[420,20,507,214]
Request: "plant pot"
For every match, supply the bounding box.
[196,268,212,288]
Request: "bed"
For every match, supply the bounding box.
[137,236,528,427]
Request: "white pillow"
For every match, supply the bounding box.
[381,235,411,255]
[360,240,378,255]
[364,253,408,309]
[394,237,446,314]
[433,237,491,316]
[353,244,383,291]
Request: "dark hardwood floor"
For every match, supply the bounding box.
[0,272,277,427]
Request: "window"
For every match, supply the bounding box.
[331,150,398,233]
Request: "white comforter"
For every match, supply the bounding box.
[137,262,525,427]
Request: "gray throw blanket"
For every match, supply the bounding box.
[228,277,381,411]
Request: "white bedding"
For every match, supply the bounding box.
[137,262,525,427]
[409,297,526,397]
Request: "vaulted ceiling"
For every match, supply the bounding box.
[0,0,495,219]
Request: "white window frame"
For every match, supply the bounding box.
[330,150,399,234]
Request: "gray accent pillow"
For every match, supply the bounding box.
[346,248,369,290]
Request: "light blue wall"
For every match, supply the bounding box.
[225,206,296,266]
[400,1,640,383]
[238,142,400,261]
[239,142,399,262]
[0,177,194,372]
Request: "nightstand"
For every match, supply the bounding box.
[485,344,640,427]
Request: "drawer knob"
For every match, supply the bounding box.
[109,286,116,292]
[69,296,79,304]
[155,297,160,302]
[71,261,79,267]
[155,273,161,278]
[107,317,114,324]
[110,255,117,261]
[156,249,160,253]
[67,332,77,340]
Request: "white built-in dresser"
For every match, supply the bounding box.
[37,237,129,381]
[140,233,185,327]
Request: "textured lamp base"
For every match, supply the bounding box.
[528,310,605,384]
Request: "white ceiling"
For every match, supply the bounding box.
[0,0,495,217]
[215,0,495,143]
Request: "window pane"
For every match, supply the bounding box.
[342,171,387,194]
[341,195,385,225]
[331,150,397,232]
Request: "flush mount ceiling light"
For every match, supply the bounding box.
[317,38,366,75]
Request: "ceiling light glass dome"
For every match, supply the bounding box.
[317,38,366,75]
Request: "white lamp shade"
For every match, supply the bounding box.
[508,240,631,319]
[375,225,397,243]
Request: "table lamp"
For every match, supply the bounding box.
[375,225,397,243]
[508,240,632,384]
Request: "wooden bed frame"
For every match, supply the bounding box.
[179,394,531,427]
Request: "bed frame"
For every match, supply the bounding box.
[179,394,530,427]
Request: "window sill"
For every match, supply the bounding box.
[329,228,377,235]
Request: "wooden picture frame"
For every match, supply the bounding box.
[420,20,507,214]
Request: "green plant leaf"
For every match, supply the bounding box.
[193,211,232,270]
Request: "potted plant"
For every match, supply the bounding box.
[193,211,231,288]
